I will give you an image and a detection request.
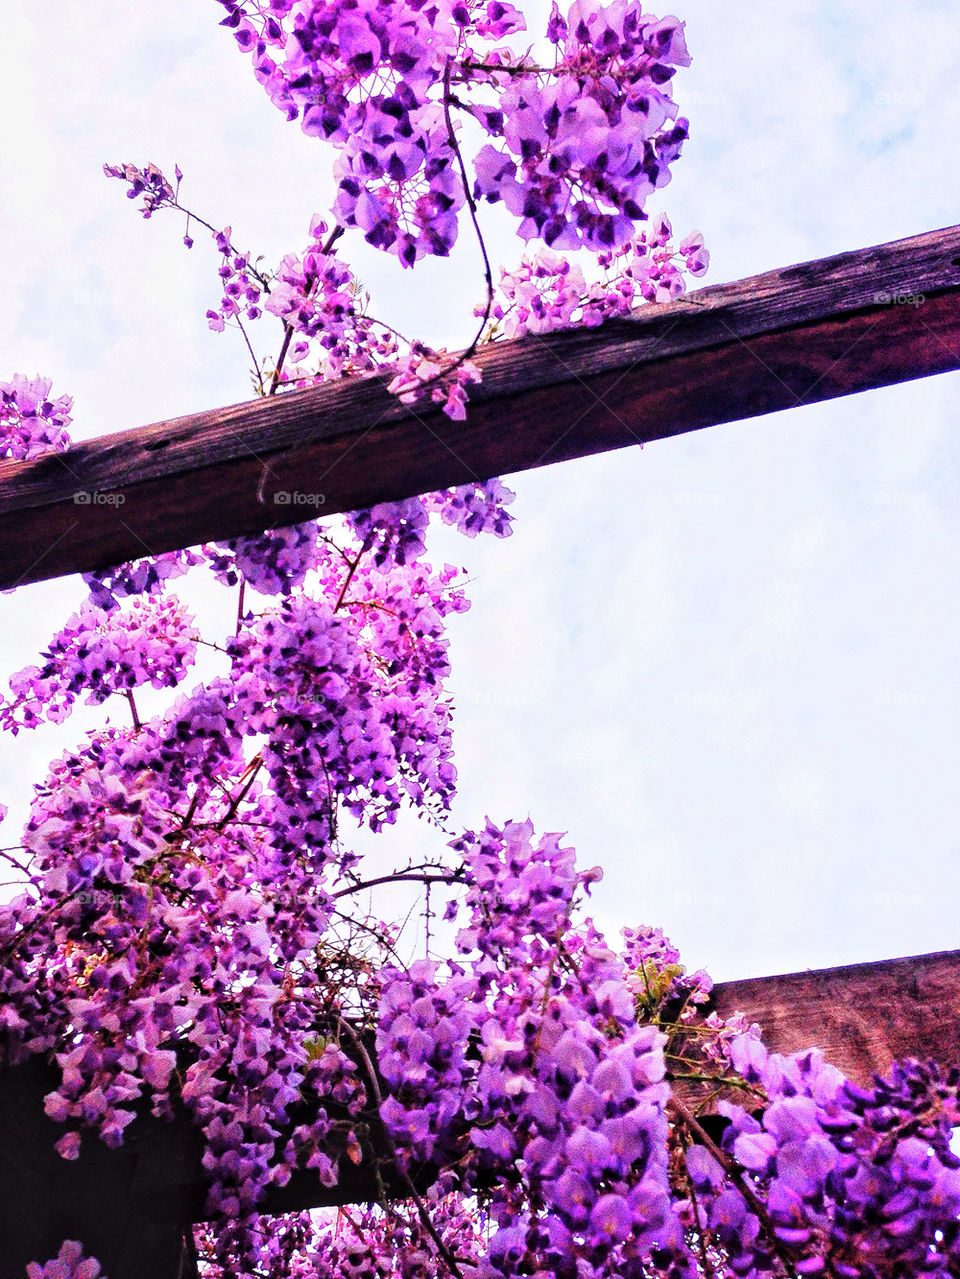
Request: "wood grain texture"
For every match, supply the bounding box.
[709,948,960,1085]
[2,224,960,588]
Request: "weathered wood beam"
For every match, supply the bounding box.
[3,948,957,1278]
[2,225,960,589]
[0,1050,426,1279]
[709,947,960,1084]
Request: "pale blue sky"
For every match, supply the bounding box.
[1,2,959,981]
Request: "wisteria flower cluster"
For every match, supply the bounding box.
[1,492,511,1274]
[6,505,960,1279]
[104,155,708,421]
[83,547,204,611]
[0,596,199,732]
[208,520,324,595]
[470,4,690,251]
[103,165,488,416]
[488,212,708,338]
[0,374,73,461]
[104,0,706,419]
[217,0,691,262]
[193,1195,487,1279]
[25,1242,102,1279]
[9,3,958,1277]
[688,1049,960,1278]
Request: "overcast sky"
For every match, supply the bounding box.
[2,2,959,982]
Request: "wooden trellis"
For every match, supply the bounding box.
[2,224,959,590]
[2,224,960,1277]
[3,951,960,1279]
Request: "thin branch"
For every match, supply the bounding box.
[457,60,550,78]
[215,754,264,831]
[170,791,202,842]
[380,56,497,407]
[125,689,142,731]
[338,1018,465,1279]
[333,871,462,900]
[268,321,297,398]
[666,1069,766,1104]
[0,879,40,895]
[328,908,411,986]
[234,312,267,396]
[336,1205,374,1247]
[0,847,36,878]
[683,1156,718,1279]
[185,218,271,288]
[196,638,232,655]
[669,1094,813,1278]
[334,552,364,612]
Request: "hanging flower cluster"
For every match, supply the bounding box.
[25,1242,102,1279]
[0,374,73,461]
[488,213,709,338]
[104,0,706,417]
[8,555,960,1278]
[216,0,691,263]
[0,596,199,732]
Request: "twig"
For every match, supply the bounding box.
[214,754,264,831]
[339,1018,465,1279]
[0,847,38,880]
[333,871,462,900]
[396,56,497,399]
[268,322,297,398]
[170,200,273,290]
[334,552,364,612]
[169,791,202,842]
[235,312,266,396]
[126,689,142,731]
[683,1155,718,1279]
[669,1093,816,1277]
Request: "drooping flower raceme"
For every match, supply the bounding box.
[0,496,505,1272]
[7,4,955,1276]
[26,1241,102,1279]
[486,213,709,338]
[1,596,199,733]
[217,0,692,264]
[107,0,707,420]
[0,374,73,460]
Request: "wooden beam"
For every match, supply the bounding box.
[2,225,960,589]
[709,947,960,1085]
[0,1049,429,1279]
[2,947,957,1279]
[0,1055,201,1279]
